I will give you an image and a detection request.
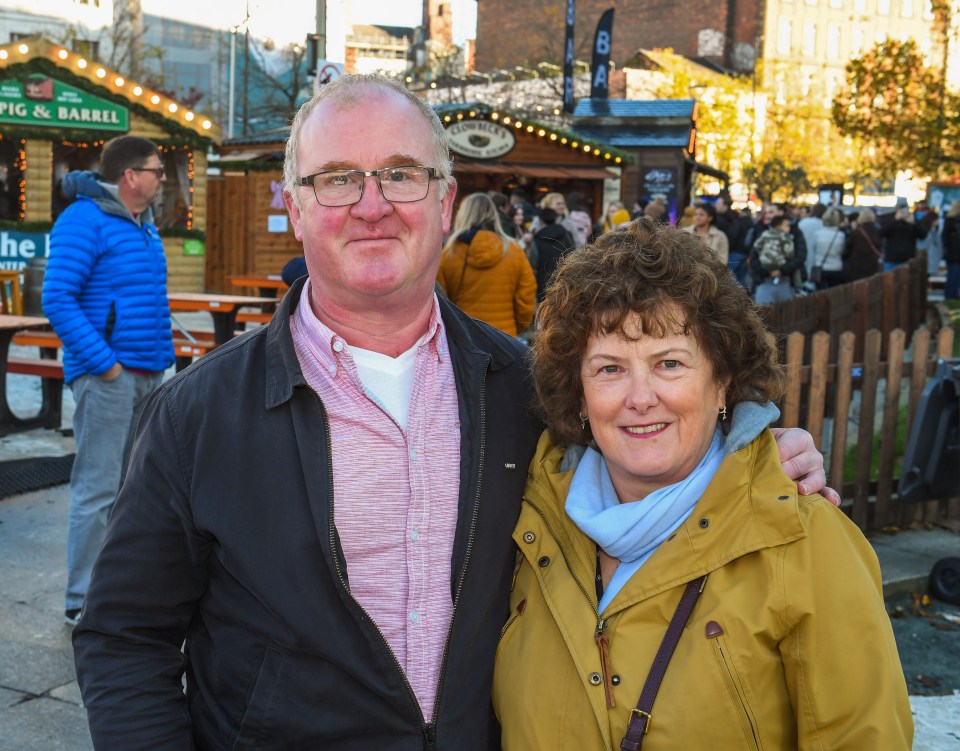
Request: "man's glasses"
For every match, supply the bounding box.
[130,166,165,178]
[297,165,442,207]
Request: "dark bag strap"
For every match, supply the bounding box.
[619,574,707,751]
[858,227,882,257]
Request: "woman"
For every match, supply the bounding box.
[436,193,536,337]
[681,201,729,264]
[493,220,912,750]
[943,199,960,299]
[809,207,847,288]
[599,200,627,234]
[535,191,580,240]
[843,207,883,281]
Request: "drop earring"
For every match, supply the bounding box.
[579,412,588,430]
[719,405,728,422]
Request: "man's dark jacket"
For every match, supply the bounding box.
[73,278,541,750]
[533,223,575,302]
[881,218,927,264]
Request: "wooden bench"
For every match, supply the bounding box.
[5,356,64,431]
[12,329,62,349]
[173,338,218,372]
[13,328,218,372]
[235,310,273,327]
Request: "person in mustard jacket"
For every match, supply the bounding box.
[437,192,536,337]
[493,220,912,750]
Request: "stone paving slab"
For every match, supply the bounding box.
[0,695,92,751]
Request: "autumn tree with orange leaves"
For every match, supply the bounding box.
[832,38,959,178]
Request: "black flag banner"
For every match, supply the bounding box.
[562,0,575,112]
[590,9,614,99]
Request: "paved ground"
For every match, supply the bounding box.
[1,332,959,750]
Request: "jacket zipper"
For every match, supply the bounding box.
[526,500,617,705]
[430,362,488,732]
[708,626,761,750]
[594,617,616,708]
[318,401,430,739]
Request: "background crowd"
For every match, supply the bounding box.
[444,187,960,338]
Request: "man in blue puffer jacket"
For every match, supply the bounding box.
[42,135,174,627]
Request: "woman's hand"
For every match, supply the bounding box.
[770,427,841,506]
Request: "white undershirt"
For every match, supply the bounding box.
[350,342,419,430]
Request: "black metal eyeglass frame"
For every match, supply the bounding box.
[296,166,443,207]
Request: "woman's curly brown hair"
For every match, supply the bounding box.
[532,218,786,447]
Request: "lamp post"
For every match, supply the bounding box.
[227,4,251,140]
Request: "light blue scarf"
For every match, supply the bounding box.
[566,429,726,612]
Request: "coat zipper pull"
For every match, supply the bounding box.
[424,722,436,750]
[594,617,616,709]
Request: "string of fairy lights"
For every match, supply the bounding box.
[0,41,214,134]
[0,40,205,229]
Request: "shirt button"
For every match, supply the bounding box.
[409,610,420,623]
[410,529,420,542]
[332,340,344,353]
[409,449,417,461]
[327,364,336,375]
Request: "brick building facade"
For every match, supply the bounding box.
[474,0,764,75]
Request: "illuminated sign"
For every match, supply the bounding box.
[0,75,129,131]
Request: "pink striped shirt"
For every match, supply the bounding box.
[290,283,461,720]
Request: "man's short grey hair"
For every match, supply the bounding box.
[283,74,453,209]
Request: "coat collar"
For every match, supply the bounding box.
[522,430,807,613]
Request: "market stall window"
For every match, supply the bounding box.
[0,138,24,221]
[155,147,193,230]
[52,141,102,220]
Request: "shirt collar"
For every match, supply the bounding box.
[295,279,447,364]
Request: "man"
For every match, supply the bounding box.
[73,75,833,750]
[713,192,752,286]
[532,207,576,302]
[881,206,927,271]
[42,136,173,627]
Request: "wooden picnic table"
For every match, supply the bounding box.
[0,315,61,436]
[167,292,276,345]
[228,274,289,299]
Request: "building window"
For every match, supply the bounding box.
[72,40,100,59]
[854,0,867,9]
[901,0,914,15]
[878,0,891,13]
[852,25,865,55]
[803,20,817,56]
[827,23,841,58]
[829,0,843,7]
[923,0,935,18]
[778,18,793,54]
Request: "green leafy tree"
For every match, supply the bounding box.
[833,38,959,177]
[743,157,809,203]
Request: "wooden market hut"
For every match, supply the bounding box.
[572,98,728,223]
[0,36,220,292]
[206,103,629,292]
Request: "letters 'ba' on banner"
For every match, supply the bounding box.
[563,0,575,113]
[591,9,614,99]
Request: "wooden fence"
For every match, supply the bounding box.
[765,253,958,534]
[773,325,956,532]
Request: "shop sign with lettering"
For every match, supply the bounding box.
[0,230,50,270]
[447,120,516,160]
[0,75,129,131]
